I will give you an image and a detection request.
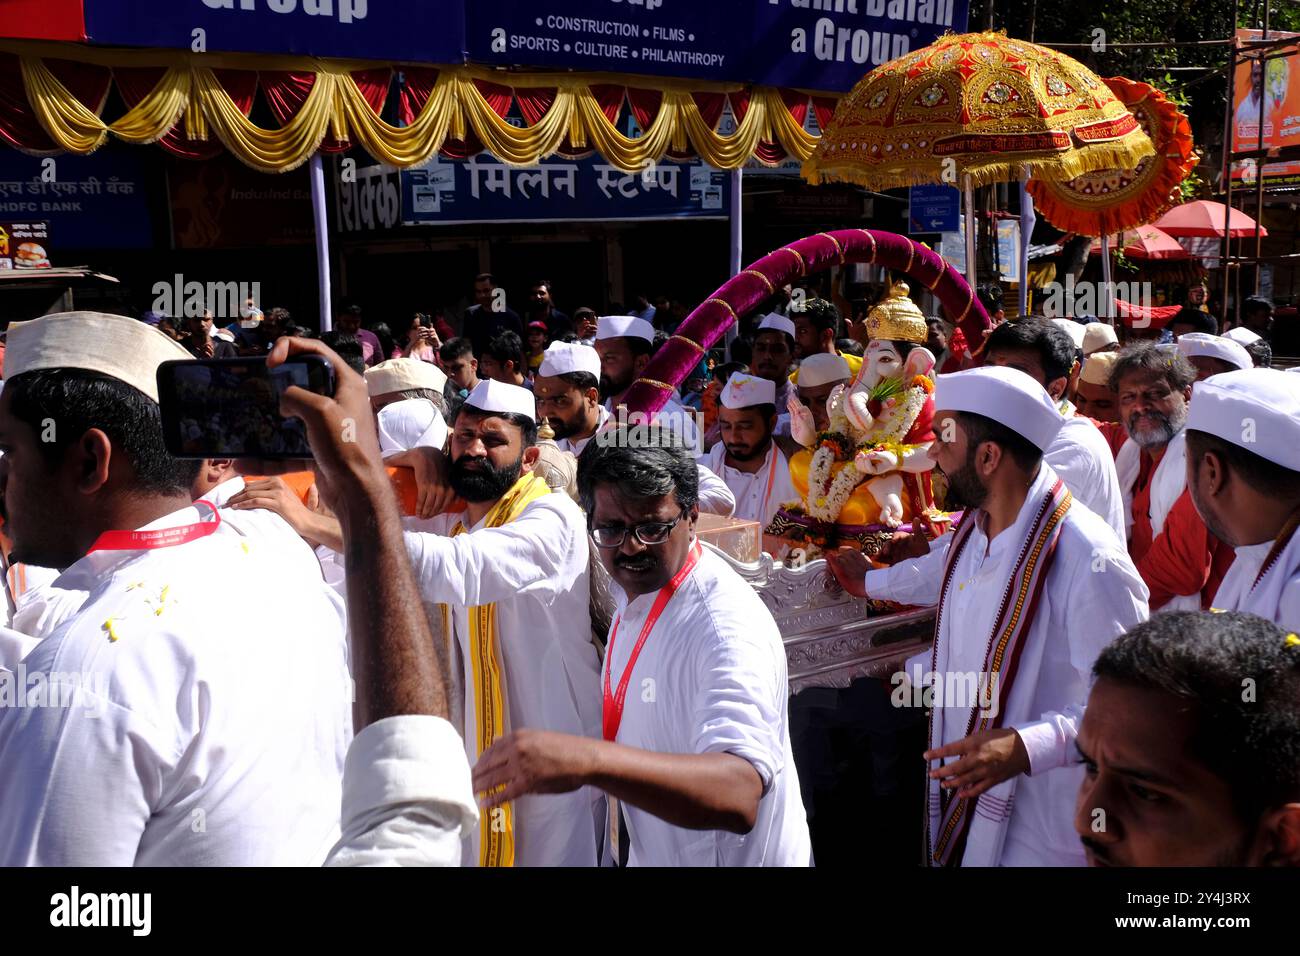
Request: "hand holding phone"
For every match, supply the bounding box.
[158,355,337,459]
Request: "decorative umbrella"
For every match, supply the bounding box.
[1153,200,1267,238]
[803,31,1155,190]
[1029,77,1196,237]
[1088,225,1190,260]
[802,31,1155,308]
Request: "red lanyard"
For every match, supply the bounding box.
[87,502,222,554]
[1252,509,1300,592]
[602,542,701,742]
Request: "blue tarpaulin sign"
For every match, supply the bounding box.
[398,154,730,226]
[83,0,465,65]
[908,183,959,234]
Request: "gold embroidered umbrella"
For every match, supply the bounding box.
[803,31,1156,190]
[1028,77,1197,237]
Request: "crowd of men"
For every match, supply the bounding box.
[0,268,1296,868]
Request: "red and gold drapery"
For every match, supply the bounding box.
[0,40,839,173]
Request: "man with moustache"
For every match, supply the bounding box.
[705,372,800,528]
[592,315,734,515]
[750,313,796,422]
[1111,343,1236,611]
[532,341,608,456]
[471,427,812,866]
[1075,611,1300,867]
[400,378,603,867]
[828,366,1147,866]
[1185,368,1300,631]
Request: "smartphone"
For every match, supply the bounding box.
[157,356,336,459]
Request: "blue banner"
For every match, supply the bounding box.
[908,183,959,234]
[84,0,465,64]
[466,0,970,93]
[84,2,968,93]
[399,154,730,225]
[0,146,154,250]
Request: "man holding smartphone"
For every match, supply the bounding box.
[0,311,353,865]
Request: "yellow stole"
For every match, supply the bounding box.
[445,471,553,867]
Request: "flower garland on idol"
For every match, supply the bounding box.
[805,375,931,524]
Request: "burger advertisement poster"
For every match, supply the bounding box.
[0,222,50,270]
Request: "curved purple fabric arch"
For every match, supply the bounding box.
[623,229,990,417]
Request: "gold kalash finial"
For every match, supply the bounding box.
[865,278,928,345]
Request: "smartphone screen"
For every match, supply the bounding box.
[157,357,335,459]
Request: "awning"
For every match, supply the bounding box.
[0,42,836,173]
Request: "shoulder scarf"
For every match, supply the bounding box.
[443,471,553,867]
[925,478,1072,867]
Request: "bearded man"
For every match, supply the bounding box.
[400,379,604,867]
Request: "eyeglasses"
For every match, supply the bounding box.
[590,509,687,549]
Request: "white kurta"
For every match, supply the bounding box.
[1046,416,1127,541]
[0,503,353,865]
[605,545,813,866]
[403,492,604,867]
[1211,531,1300,632]
[921,464,1148,866]
[704,440,800,528]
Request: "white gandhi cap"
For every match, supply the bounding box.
[538,341,601,378]
[1186,368,1300,471]
[797,353,851,387]
[720,372,777,409]
[756,312,797,340]
[1176,333,1252,371]
[934,365,1065,451]
[595,315,655,343]
[364,357,448,397]
[1082,322,1118,355]
[463,378,536,421]
[4,310,190,404]
[1223,326,1262,347]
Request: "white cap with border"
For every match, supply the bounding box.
[934,365,1065,451]
[720,372,777,409]
[595,315,655,343]
[538,341,601,378]
[1186,368,1300,471]
[463,378,536,421]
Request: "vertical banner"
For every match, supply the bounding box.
[1231,28,1300,188]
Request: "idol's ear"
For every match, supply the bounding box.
[904,346,936,379]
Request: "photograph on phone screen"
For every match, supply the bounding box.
[171,362,314,457]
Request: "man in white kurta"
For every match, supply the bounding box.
[469,427,812,866]
[704,372,799,528]
[831,367,1148,866]
[1185,368,1300,631]
[402,379,603,866]
[0,312,352,865]
[604,541,812,865]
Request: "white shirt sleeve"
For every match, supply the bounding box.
[862,533,952,607]
[691,632,785,794]
[696,463,737,517]
[402,499,585,607]
[1012,542,1149,775]
[326,715,478,867]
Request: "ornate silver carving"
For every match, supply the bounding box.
[704,542,936,693]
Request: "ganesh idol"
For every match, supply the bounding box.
[773,279,951,555]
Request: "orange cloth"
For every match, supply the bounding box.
[1079,414,1128,460]
[1128,450,1159,566]
[1138,489,1236,610]
[248,467,433,517]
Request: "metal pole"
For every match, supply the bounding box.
[1221,0,1238,329]
[1100,234,1113,320]
[963,175,977,293]
[1254,3,1269,294]
[309,153,333,333]
[726,167,742,359]
[1018,168,1035,315]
